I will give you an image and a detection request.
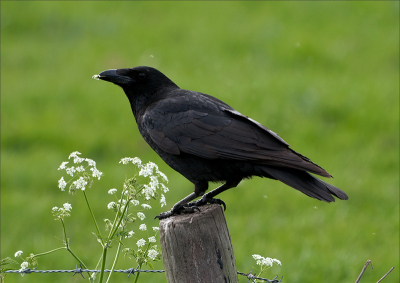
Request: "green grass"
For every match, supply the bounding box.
[1,2,398,283]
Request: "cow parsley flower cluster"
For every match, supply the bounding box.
[19,261,29,274]
[147,249,159,260]
[11,249,38,277]
[52,203,72,220]
[119,157,168,207]
[252,254,281,268]
[3,153,167,282]
[57,151,103,194]
[102,156,166,270]
[50,153,167,281]
[251,254,281,281]
[120,220,162,264]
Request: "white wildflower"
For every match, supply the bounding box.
[58,177,67,191]
[141,204,152,210]
[52,206,59,212]
[130,200,140,206]
[119,158,131,165]
[119,157,142,165]
[107,202,116,210]
[272,258,281,266]
[148,236,156,243]
[148,162,157,169]
[73,176,87,190]
[126,231,135,238]
[69,151,84,164]
[68,151,81,159]
[142,184,155,200]
[150,175,159,188]
[108,188,117,194]
[63,203,72,211]
[252,254,281,267]
[137,212,146,220]
[76,165,85,172]
[131,157,142,165]
[66,166,76,177]
[90,167,103,180]
[158,171,168,182]
[58,161,69,170]
[20,261,28,271]
[85,158,96,167]
[139,167,152,177]
[139,224,147,231]
[14,250,23,257]
[147,249,159,260]
[139,162,157,177]
[75,157,84,163]
[152,227,159,231]
[160,194,166,207]
[136,238,146,247]
[92,74,100,80]
[161,183,169,193]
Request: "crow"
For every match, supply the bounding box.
[94,66,348,219]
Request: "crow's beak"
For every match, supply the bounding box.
[93,69,133,85]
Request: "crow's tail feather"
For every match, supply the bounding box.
[261,166,348,202]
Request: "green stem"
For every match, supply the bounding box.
[108,198,131,240]
[66,248,88,270]
[61,218,68,246]
[30,247,66,258]
[105,237,123,283]
[60,219,90,277]
[98,245,108,283]
[133,264,142,283]
[107,206,121,239]
[82,190,104,245]
[92,253,104,282]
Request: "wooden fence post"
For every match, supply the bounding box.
[159,204,238,283]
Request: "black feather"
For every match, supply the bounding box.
[97,66,348,209]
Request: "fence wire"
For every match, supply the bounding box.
[4,266,282,282]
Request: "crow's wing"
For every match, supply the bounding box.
[142,95,330,177]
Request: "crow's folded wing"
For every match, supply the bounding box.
[143,96,330,177]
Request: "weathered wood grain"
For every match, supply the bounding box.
[159,204,238,283]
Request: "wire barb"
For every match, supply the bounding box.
[127,266,139,278]
[72,264,85,279]
[237,270,283,283]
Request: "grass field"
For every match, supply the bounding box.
[1,2,399,283]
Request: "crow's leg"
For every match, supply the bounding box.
[155,182,208,220]
[185,179,242,210]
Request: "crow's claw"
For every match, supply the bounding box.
[210,198,226,210]
[155,205,183,220]
[155,205,201,220]
[155,211,174,220]
[185,197,226,210]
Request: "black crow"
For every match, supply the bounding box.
[94,66,348,219]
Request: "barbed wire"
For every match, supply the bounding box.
[237,270,282,283]
[4,266,163,279]
[4,266,282,282]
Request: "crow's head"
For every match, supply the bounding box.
[94,66,179,114]
[95,66,178,93]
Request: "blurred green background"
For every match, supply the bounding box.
[1,1,398,283]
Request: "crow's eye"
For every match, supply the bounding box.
[138,73,146,80]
